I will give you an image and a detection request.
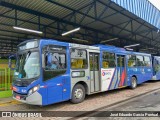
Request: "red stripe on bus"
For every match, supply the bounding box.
[119,70,125,86]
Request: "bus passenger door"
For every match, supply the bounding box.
[117,55,126,87]
[89,53,100,93]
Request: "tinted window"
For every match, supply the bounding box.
[102,52,115,68]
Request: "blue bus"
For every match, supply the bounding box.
[9,39,153,106]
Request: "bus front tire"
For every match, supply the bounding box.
[130,77,137,89]
[71,84,85,104]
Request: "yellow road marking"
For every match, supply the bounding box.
[0,100,21,107]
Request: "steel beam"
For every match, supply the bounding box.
[45,0,150,40]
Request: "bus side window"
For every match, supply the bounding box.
[44,52,66,70]
[136,55,144,66]
[70,49,87,69]
[102,52,115,68]
[42,45,67,81]
[144,56,151,67]
[128,55,136,67]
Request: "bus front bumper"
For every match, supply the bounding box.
[13,91,42,105]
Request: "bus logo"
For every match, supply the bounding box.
[102,72,111,76]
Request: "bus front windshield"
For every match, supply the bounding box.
[14,51,40,79]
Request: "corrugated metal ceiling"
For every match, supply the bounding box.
[0,0,160,56]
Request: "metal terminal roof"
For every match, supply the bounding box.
[0,0,160,57]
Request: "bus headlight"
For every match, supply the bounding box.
[28,84,40,96]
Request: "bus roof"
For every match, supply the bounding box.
[19,39,151,56]
[94,44,151,56]
[127,51,151,56]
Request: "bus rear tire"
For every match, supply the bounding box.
[71,84,85,104]
[130,77,137,89]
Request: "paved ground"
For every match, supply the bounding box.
[82,87,160,120]
[0,80,160,120]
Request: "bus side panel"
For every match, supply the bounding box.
[112,67,122,89]
[46,75,71,105]
[127,67,139,85]
[127,67,148,85]
[46,76,63,105]
[144,67,153,81]
[62,76,71,101]
[137,68,145,84]
[107,68,117,90]
[101,67,126,90]
[101,68,116,91]
[138,67,145,84]
[116,67,126,87]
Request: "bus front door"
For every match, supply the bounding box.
[89,53,100,93]
[117,55,126,87]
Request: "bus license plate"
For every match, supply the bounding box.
[16,95,20,100]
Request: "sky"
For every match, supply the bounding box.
[148,0,160,10]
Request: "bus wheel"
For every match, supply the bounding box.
[130,77,137,89]
[71,84,85,104]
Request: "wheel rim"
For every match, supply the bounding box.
[74,88,83,99]
[132,78,136,88]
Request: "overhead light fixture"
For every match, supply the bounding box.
[124,44,140,48]
[72,38,88,43]
[157,29,160,33]
[62,27,80,36]
[100,38,118,43]
[13,26,43,34]
[125,48,133,51]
